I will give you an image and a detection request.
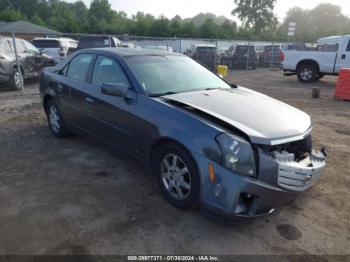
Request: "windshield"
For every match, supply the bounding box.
[126,55,231,96]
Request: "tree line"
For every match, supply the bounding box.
[0,0,349,42]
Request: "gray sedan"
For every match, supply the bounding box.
[39,48,327,223]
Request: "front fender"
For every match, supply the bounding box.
[133,95,222,164]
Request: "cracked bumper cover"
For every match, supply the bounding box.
[192,148,327,223]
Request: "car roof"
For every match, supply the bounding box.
[79,47,183,57]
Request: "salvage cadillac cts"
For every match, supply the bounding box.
[40,48,327,222]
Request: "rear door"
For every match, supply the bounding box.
[53,53,95,128]
[335,39,350,73]
[82,54,136,153]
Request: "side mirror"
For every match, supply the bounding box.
[101,83,129,97]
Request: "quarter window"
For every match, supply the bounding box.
[67,54,94,82]
[92,55,130,87]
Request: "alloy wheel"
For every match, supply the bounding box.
[160,154,192,201]
[300,68,313,81]
[14,71,23,89]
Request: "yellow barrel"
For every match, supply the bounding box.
[217,65,228,77]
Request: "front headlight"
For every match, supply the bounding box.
[216,133,256,177]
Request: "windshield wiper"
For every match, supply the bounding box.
[149,91,178,97]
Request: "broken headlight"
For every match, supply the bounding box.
[216,133,256,177]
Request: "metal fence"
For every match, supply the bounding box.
[0,31,286,93]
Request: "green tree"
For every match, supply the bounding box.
[232,0,278,33]
[0,8,22,22]
[199,18,219,38]
[278,4,350,42]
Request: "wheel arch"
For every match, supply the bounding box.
[13,64,25,75]
[150,137,196,169]
[296,59,320,73]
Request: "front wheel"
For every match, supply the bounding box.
[155,143,199,210]
[10,68,24,90]
[297,64,318,83]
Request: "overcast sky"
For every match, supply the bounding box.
[73,0,350,20]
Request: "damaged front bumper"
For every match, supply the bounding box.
[192,146,327,224]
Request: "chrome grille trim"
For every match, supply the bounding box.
[273,150,326,192]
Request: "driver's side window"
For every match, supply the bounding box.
[91,55,130,87]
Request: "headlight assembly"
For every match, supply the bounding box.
[216,133,256,177]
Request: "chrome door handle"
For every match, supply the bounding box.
[85,97,94,105]
[56,84,64,93]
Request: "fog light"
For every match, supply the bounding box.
[235,192,255,214]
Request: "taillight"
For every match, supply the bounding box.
[279,52,285,61]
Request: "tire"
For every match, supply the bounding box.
[154,143,199,210]
[45,100,70,138]
[297,64,318,83]
[9,67,24,90]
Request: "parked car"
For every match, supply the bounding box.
[0,36,54,90]
[283,35,350,83]
[67,35,121,55]
[187,45,218,71]
[31,37,77,64]
[230,45,258,69]
[144,45,174,52]
[259,45,284,67]
[40,48,327,223]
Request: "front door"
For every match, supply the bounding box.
[82,55,137,154]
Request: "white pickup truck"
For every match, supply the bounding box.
[282,35,350,83]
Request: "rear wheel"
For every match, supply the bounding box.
[45,100,70,138]
[154,143,199,210]
[297,64,318,83]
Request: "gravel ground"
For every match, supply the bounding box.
[0,69,349,256]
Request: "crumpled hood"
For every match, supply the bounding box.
[163,87,311,145]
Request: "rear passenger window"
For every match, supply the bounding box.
[347,41,350,52]
[67,54,94,82]
[92,55,130,87]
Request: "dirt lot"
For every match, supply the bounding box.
[0,70,349,256]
